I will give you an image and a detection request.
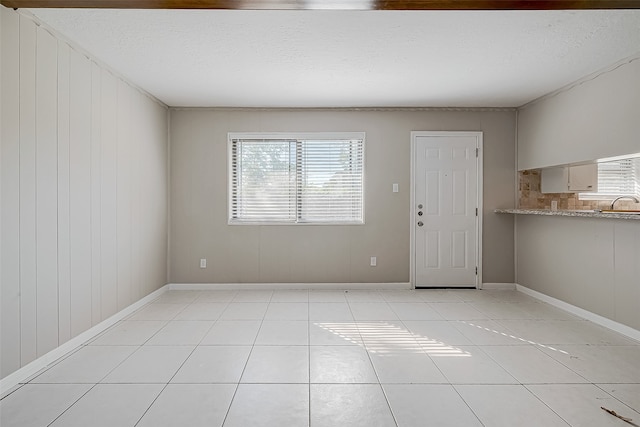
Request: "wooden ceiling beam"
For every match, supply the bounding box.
[2,0,640,10]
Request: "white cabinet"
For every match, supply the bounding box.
[541,164,597,193]
[568,164,597,192]
[540,167,567,193]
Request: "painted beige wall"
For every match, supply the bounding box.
[516,216,640,330]
[517,56,640,170]
[515,54,640,332]
[1,8,169,379]
[169,108,516,284]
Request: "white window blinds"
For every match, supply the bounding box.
[580,158,640,200]
[229,133,364,224]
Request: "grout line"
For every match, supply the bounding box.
[219,290,274,426]
[132,383,166,427]
[345,290,400,427]
[114,293,216,426]
[45,383,98,427]
[593,384,640,418]
[22,344,86,385]
[132,327,205,425]
[520,384,573,427]
[450,384,488,427]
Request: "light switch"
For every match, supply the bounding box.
[200,259,207,268]
[392,183,399,193]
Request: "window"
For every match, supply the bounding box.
[229,133,365,224]
[579,157,640,200]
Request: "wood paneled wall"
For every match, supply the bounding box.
[0,7,169,379]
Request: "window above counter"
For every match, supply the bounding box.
[518,152,640,212]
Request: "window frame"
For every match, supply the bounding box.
[227,132,366,225]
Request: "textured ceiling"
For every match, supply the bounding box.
[28,8,640,108]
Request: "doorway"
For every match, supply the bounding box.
[410,132,482,288]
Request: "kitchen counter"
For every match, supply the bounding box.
[495,208,640,220]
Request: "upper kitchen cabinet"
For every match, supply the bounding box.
[568,164,598,192]
[541,164,597,193]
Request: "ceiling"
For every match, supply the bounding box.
[28,8,640,108]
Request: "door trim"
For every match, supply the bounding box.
[409,131,483,289]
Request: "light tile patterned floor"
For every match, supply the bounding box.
[2,289,639,427]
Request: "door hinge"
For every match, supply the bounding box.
[475,267,478,275]
[475,208,478,216]
[475,148,479,157]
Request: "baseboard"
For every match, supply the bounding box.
[516,284,640,343]
[0,284,169,396]
[481,283,517,290]
[169,282,412,291]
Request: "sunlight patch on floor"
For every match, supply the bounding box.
[314,322,471,357]
[460,321,569,355]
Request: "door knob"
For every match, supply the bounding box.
[418,204,423,209]
[418,211,423,216]
[417,221,423,227]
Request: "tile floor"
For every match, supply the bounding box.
[2,289,639,427]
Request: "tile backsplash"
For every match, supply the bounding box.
[518,170,640,210]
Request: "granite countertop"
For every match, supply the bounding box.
[494,208,640,220]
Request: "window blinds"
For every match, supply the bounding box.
[580,158,640,200]
[230,136,364,224]
[230,139,297,222]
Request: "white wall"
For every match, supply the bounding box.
[517,55,640,170]
[0,7,169,379]
[169,108,516,285]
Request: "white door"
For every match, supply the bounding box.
[411,132,481,288]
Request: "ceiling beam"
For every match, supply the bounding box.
[2,0,640,9]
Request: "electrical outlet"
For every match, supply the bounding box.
[392,183,399,193]
[200,259,207,269]
[551,200,558,211]
[370,256,377,267]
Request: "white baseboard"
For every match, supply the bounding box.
[516,284,640,343]
[169,282,412,291]
[481,283,517,290]
[0,285,169,396]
